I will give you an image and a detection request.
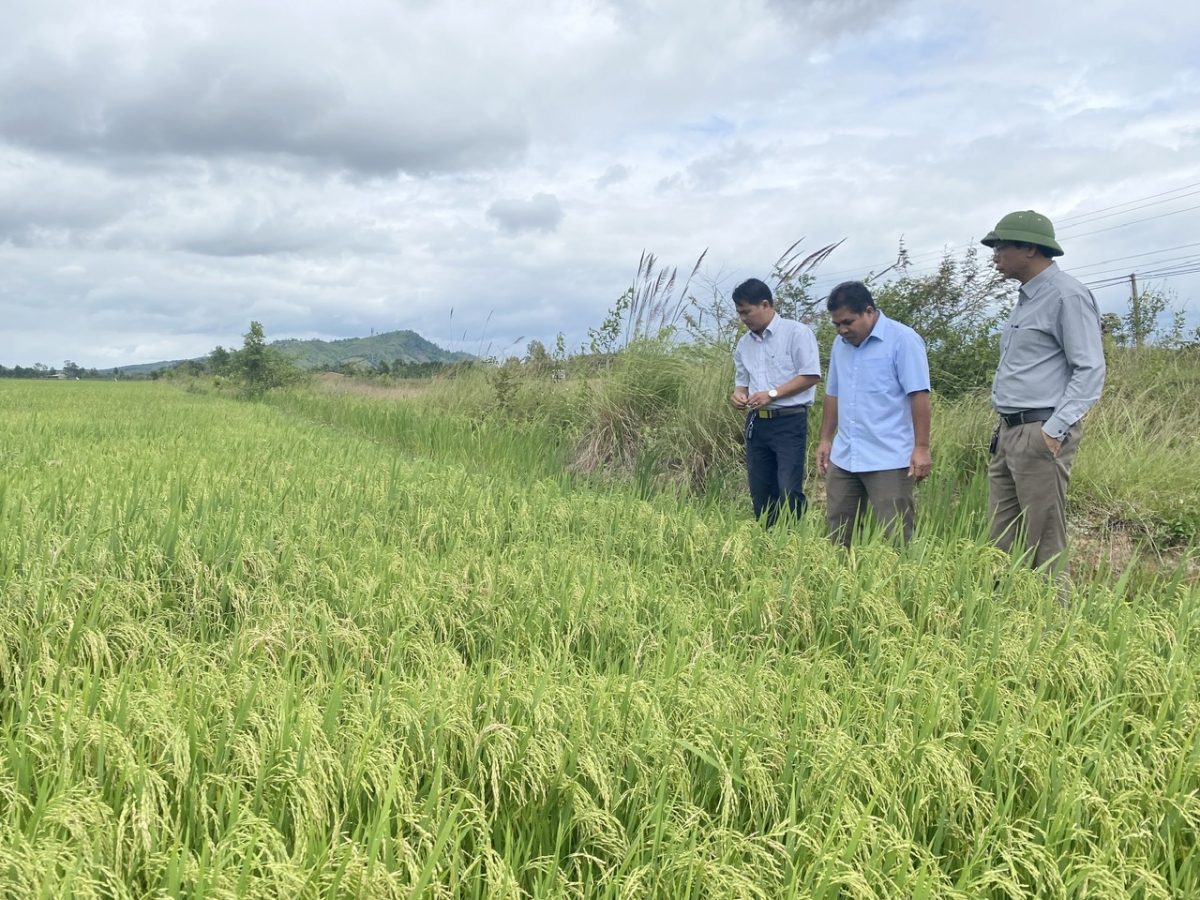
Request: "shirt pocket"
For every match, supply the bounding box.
[861,358,894,393]
[1008,324,1059,359]
[766,352,794,386]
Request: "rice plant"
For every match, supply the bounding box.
[1,380,1197,898]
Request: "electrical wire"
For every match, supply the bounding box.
[1073,253,1200,280]
[1086,264,1200,290]
[1055,181,1200,226]
[1058,203,1200,239]
[807,181,1200,294]
[1067,241,1200,272]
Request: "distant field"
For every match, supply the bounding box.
[1,381,1198,898]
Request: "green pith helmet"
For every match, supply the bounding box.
[980,210,1064,257]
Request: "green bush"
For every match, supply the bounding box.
[234,321,305,394]
[869,245,1012,397]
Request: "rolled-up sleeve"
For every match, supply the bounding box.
[734,343,749,388]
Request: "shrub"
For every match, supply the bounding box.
[868,244,1012,397]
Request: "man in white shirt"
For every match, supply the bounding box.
[730,278,822,527]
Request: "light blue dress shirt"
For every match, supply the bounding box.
[733,314,821,408]
[827,312,931,472]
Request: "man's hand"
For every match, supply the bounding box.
[908,446,932,482]
[731,388,749,409]
[745,390,773,411]
[816,439,832,476]
[1042,431,1062,458]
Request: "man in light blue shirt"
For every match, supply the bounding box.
[731,278,822,527]
[815,281,932,546]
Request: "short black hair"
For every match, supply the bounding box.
[827,280,876,315]
[732,278,772,307]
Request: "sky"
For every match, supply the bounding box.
[2,0,1198,368]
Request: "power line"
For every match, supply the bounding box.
[1057,188,1200,231]
[813,214,1200,288]
[1086,264,1200,290]
[815,250,1200,297]
[1095,262,1200,282]
[1054,180,1200,225]
[806,180,1200,293]
[809,243,967,282]
[1058,203,1200,239]
[1073,253,1200,279]
[1067,241,1200,273]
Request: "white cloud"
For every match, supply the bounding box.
[487,193,565,235]
[596,164,632,189]
[0,0,1198,366]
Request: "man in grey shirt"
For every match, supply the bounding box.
[981,210,1105,580]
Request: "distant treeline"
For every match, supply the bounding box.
[315,359,468,379]
[0,362,105,379]
[154,355,466,381]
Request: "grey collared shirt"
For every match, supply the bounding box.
[734,314,821,408]
[992,261,1106,439]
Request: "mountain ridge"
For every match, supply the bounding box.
[101,329,472,376]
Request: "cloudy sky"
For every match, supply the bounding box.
[2,0,1198,367]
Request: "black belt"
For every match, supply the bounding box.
[752,405,809,419]
[999,408,1054,427]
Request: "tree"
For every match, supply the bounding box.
[1122,285,1188,348]
[868,244,1012,396]
[229,321,303,392]
[174,359,207,377]
[238,321,270,385]
[524,339,555,375]
[208,346,232,375]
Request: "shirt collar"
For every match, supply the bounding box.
[1019,261,1060,301]
[866,310,891,344]
[750,312,779,341]
[839,309,891,347]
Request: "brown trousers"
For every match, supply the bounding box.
[825,463,915,547]
[987,420,1082,572]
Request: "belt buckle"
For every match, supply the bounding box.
[756,408,771,419]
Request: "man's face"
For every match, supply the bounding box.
[829,306,878,347]
[735,300,775,334]
[990,241,1035,280]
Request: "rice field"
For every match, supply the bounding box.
[1,380,1198,898]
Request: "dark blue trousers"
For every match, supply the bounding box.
[745,410,808,527]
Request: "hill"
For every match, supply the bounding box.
[272,330,472,370]
[101,330,471,376]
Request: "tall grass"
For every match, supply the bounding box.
[1,380,1198,897]
[384,343,1200,552]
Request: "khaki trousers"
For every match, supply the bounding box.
[987,420,1082,572]
[825,463,915,547]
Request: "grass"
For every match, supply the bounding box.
[367,341,1200,561]
[1,379,1199,898]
